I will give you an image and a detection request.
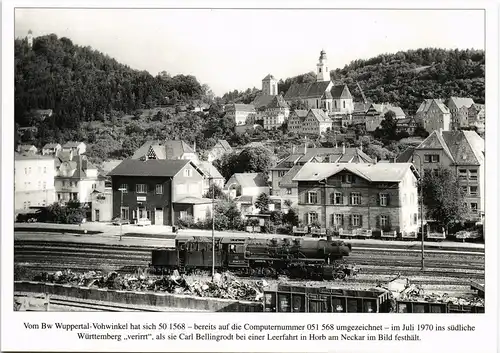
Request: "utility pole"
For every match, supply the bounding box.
[412,154,425,270]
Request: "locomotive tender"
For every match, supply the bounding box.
[151,235,352,280]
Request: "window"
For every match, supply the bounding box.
[343,101,345,109]
[286,188,292,195]
[461,186,468,195]
[307,191,318,204]
[379,193,388,206]
[119,184,128,193]
[424,154,439,163]
[458,169,467,180]
[470,203,478,213]
[57,194,61,201]
[469,186,478,196]
[342,175,353,183]
[180,211,188,220]
[413,213,417,225]
[350,192,361,205]
[71,193,78,200]
[332,214,343,226]
[352,214,361,227]
[380,215,389,227]
[136,184,147,193]
[469,169,478,181]
[308,212,318,224]
[319,68,322,73]
[156,184,164,194]
[184,168,192,177]
[331,192,342,205]
[278,171,286,177]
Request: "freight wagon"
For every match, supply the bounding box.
[263,285,391,313]
[263,284,485,313]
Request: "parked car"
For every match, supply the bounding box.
[137,218,151,226]
[112,217,130,226]
[455,230,481,242]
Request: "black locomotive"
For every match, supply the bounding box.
[150,235,353,280]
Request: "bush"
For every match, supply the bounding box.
[276,225,292,235]
[177,215,195,228]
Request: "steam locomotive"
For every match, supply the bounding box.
[150,235,353,280]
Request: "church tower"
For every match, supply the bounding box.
[316,49,329,82]
[262,74,278,96]
[27,29,33,48]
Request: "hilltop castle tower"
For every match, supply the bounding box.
[316,49,329,82]
[262,74,278,96]
[27,29,33,48]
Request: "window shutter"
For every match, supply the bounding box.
[304,213,308,224]
[360,215,363,227]
[330,214,334,226]
[377,193,380,206]
[349,215,352,226]
[376,216,380,229]
[341,214,345,226]
[388,216,392,228]
[387,194,391,206]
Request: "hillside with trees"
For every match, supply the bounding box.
[274,48,484,114]
[15,34,211,130]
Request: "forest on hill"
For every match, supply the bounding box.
[15,34,212,129]
[224,48,485,114]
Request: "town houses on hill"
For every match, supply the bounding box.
[221,50,483,137]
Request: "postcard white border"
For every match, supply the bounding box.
[2,1,498,353]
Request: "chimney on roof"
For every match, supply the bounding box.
[342,143,346,154]
[193,141,196,152]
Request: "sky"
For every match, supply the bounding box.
[14,8,485,96]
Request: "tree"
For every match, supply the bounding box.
[254,193,270,213]
[283,207,299,226]
[414,125,429,138]
[374,110,398,141]
[238,146,274,177]
[203,183,227,200]
[421,167,468,231]
[213,199,242,231]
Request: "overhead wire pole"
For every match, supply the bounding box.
[412,154,425,270]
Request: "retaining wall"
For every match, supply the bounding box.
[14,281,263,312]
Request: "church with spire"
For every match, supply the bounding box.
[283,50,354,116]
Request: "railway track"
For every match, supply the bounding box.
[15,239,484,282]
